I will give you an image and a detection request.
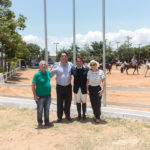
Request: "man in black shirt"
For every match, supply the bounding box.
[71,57,89,120]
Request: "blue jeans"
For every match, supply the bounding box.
[36,95,51,124]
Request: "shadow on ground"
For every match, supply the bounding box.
[52,117,107,125]
[6,72,29,83]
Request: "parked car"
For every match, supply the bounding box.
[31,63,39,69]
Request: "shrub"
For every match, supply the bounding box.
[0,67,6,73]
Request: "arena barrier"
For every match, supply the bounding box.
[0,83,150,109]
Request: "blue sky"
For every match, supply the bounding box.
[11,0,150,54]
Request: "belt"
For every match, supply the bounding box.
[89,85,100,88]
[57,84,71,87]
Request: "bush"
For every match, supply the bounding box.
[11,61,17,70]
[0,67,6,73]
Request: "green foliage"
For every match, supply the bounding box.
[0,67,5,73]
[0,0,12,8]
[0,0,27,71]
[26,43,41,65]
[26,43,41,58]
[56,39,150,64]
[10,60,17,69]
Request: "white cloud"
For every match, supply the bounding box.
[23,35,44,45]
[23,28,150,55]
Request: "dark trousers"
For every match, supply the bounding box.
[89,85,102,119]
[56,84,72,119]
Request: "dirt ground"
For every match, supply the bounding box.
[0,65,150,111]
[0,67,150,150]
[0,105,150,150]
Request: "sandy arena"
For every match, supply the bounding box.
[0,65,150,112]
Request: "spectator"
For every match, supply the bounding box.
[86,60,105,123]
[50,52,73,122]
[32,60,52,128]
[71,57,89,120]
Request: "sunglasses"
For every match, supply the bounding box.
[41,64,47,66]
[90,64,96,66]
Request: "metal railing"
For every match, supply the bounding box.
[3,67,20,81]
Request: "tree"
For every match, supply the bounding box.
[90,41,103,59]
[0,0,27,71]
[0,0,12,8]
[26,43,41,65]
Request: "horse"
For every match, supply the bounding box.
[144,60,150,77]
[125,61,142,74]
[99,63,112,74]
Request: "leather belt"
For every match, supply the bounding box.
[57,84,71,87]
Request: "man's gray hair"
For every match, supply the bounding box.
[39,60,47,66]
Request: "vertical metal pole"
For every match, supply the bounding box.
[102,0,106,107]
[138,44,141,61]
[73,0,76,65]
[116,42,120,58]
[116,42,120,51]
[44,0,48,64]
[56,44,58,55]
[53,42,59,56]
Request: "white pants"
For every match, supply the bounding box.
[74,88,87,103]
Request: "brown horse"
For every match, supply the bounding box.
[99,63,112,74]
[125,61,142,74]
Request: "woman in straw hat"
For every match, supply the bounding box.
[86,60,105,123]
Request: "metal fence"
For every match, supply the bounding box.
[3,67,20,81]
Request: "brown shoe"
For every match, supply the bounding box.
[57,118,62,123]
[95,119,100,123]
[66,117,72,121]
[45,122,54,127]
[38,123,42,128]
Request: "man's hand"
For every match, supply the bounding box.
[34,95,39,101]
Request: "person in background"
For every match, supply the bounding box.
[32,60,52,128]
[50,52,73,122]
[71,57,89,120]
[120,60,127,73]
[131,55,137,67]
[86,60,105,123]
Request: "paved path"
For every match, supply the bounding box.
[0,96,150,121]
[1,83,150,91]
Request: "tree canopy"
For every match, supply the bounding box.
[0,0,28,70]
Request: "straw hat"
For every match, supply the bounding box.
[88,60,99,69]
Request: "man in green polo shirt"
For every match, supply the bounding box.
[32,60,52,128]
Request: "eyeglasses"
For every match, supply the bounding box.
[41,64,47,66]
[90,64,96,67]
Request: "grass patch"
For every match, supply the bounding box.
[0,105,150,150]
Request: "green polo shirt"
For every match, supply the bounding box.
[32,70,51,96]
